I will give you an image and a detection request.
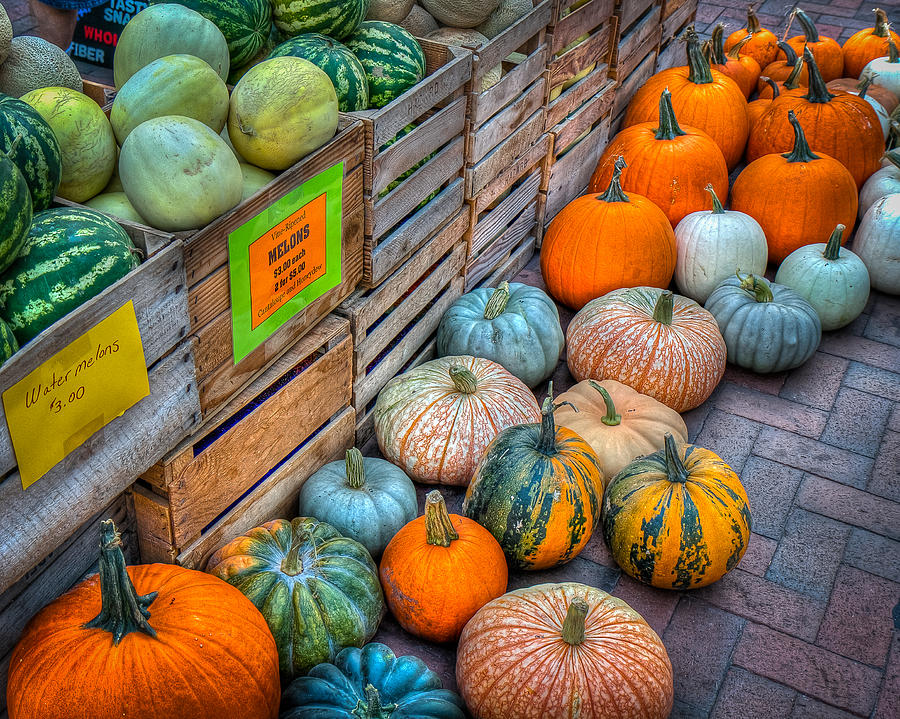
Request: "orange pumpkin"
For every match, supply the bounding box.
[733,110,859,264]
[843,8,900,79]
[747,47,883,188]
[748,77,778,126]
[724,4,779,69]
[623,26,749,169]
[588,88,729,227]
[782,8,844,81]
[758,44,808,96]
[541,156,676,310]
[380,490,508,643]
[456,583,674,719]
[710,25,760,98]
[7,520,281,719]
[829,76,899,113]
[566,288,726,413]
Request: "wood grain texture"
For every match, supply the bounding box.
[656,26,689,72]
[662,0,696,42]
[471,133,550,217]
[545,61,612,129]
[551,79,617,155]
[609,4,662,77]
[471,45,550,129]
[470,79,547,164]
[473,1,551,84]
[467,110,546,201]
[661,0,694,22]
[615,0,657,33]
[549,0,616,54]
[465,203,539,290]
[475,236,536,290]
[470,170,544,257]
[547,21,617,88]
[544,116,612,222]
[613,48,658,116]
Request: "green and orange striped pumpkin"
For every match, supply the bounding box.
[601,434,751,590]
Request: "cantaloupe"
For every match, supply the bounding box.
[420,0,501,28]
[427,28,501,89]
[239,162,276,200]
[477,0,532,39]
[0,37,83,97]
[0,4,12,65]
[367,0,415,24]
[400,4,438,36]
[84,192,147,225]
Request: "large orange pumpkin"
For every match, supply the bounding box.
[842,8,900,80]
[724,4,779,69]
[734,110,859,264]
[623,26,749,169]
[541,156,676,310]
[709,25,760,98]
[456,582,674,719]
[7,520,281,719]
[782,8,844,81]
[588,88,728,227]
[566,288,726,413]
[380,490,508,643]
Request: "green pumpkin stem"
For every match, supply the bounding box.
[356,684,397,719]
[803,46,835,103]
[561,598,589,645]
[883,149,900,171]
[777,41,799,66]
[746,5,761,34]
[652,290,675,325]
[888,34,899,64]
[449,364,478,394]
[538,382,576,455]
[705,183,725,214]
[685,26,715,84]
[823,224,845,261]
[783,55,805,90]
[589,380,621,426]
[83,520,158,645]
[424,490,459,547]
[710,24,728,64]
[483,281,511,319]
[598,156,630,203]
[663,433,691,484]
[654,88,686,140]
[857,73,873,100]
[794,9,820,43]
[783,110,820,163]
[873,8,890,38]
[759,76,780,98]
[281,527,304,577]
[728,35,753,60]
[737,272,774,302]
[346,447,366,489]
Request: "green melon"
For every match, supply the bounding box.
[0,316,18,367]
[84,192,147,225]
[0,36,83,98]
[345,21,425,108]
[227,33,275,85]
[110,54,230,145]
[0,151,32,275]
[150,0,272,69]
[0,94,63,211]
[0,208,139,345]
[21,87,117,204]
[113,3,230,88]
[268,34,368,111]
[272,0,369,40]
[239,162,276,201]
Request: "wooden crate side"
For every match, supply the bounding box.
[472,131,550,218]
[549,0,616,54]
[467,110,546,202]
[609,4,662,77]
[476,235,536,289]
[470,169,543,258]
[471,45,550,130]
[546,18,616,92]
[544,116,612,222]
[656,26,689,72]
[661,0,694,21]
[662,0,696,43]
[470,78,547,165]
[549,79,616,158]
[472,1,552,84]
[465,202,539,291]
[615,0,657,33]
[545,54,614,130]
[612,48,658,116]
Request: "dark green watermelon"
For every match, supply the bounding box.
[0,151,32,274]
[345,21,426,108]
[0,316,19,367]
[271,0,368,40]
[0,208,139,345]
[0,94,62,211]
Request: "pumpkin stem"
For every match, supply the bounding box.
[728,35,753,60]
[685,26,715,84]
[873,8,890,38]
[710,24,728,64]
[705,183,725,214]
[663,433,691,484]
[857,73,873,100]
[424,490,459,547]
[888,34,899,64]
[483,281,511,319]
[746,5,761,34]
[823,224,845,261]
[280,526,304,577]
[760,76,780,98]
[777,40,799,66]
[597,156,629,202]
[883,149,900,171]
[345,447,366,489]
[449,364,478,394]
[83,519,158,645]
[782,110,820,162]
[783,54,805,90]
[793,9,820,43]
[354,684,397,719]
[561,597,589,645]
[652,290,674,325]
[802,46,835,103]
[538,383,560,454]
[737,272,775,303]
[654,88,686,140]
[589,380,621,426]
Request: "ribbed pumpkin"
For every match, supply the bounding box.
[758,44,807,96]
[733,110,858,264]
[7,520,281,719]
[205,517,385,677]
[623,26,749,169]
[567,288,726,413]
[860,149,900,218]
[588,89,728,228]
[861,35,900,98]
[380,490,508,642]
[463,389,605,571]
[843,8,900,80]
[602,434,751,590]
[456,583,674,719]
[854,193,900,294]
[541,157,676,310]
[554,379,688,480]
[374,355,541,485]
[724,5,779,69]
[748,47,883,188]
[709,25,760,99]
[782,8,843,81]
[829,76,898,113]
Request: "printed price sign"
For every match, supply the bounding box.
[228,162,343,363]
[2,301,150,489]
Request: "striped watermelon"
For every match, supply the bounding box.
[345,21,425,108]
[0,208,139,345]
[272,0,368,40]
[150,0,272,69]
[0,150,32,275]
[0,316,18,367]
[0,94,62,211]
[269,34,368,111]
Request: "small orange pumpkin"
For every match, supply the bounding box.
[748,77,778,126]
[758,46,808,97]
[710,25,760,98]
[782,8,844,81]
[842,8,900,79]
[724,4,779,69]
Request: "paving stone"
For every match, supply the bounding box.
[818,333,900,374]
[816,566,898,668]
[710,667,797,719]
[869,430,900,503]
[738,533,777,577]
[797,474,900,541]
[754,427,874,489]
[864,296,900,348]
[819,387,894,457]
[791,695,860,719]
[842,362,900,402]
[663,597,745,712]
[682,401,713,443]
[578,527,618,569]
[722,366,787,395]
[506,556,619,593]
[714,383,828,438]
[779,352,848,411]
[611,573,679,638]
[669,699,708,719]
[732,623,883,717]
[696,3,724,23]
[695,410,761,474]
[844,528,900,583]
[875,632,900,719]
[889,404,900,433]
[739,456,804,539]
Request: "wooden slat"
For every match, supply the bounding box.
[615,0,657,33]
[476,236,536,290]
[473,1,552,83]
[465,203,538,290]
[133,484,177,563]
[662,0,693,21]
[613,49,658,116]
[662,0,696,42]
[471,44,549,128]
[470,170,543,257]
[550,79,617,156]
[467,110,546,201]
[544,117,612,222]
[470,78,547,164]
[472,131,550,217]
[656,28,688,72]
[550,0,616,54]
[545,61,611,129]
[547,21,616,87]
[609,4,662,75]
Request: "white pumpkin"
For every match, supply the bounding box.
[854,194,900,294]
[774,224,870,331]
[861,38,900,98]
[675,184,768,304]
[860,151,900,219]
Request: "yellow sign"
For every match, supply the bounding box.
[2,301,150,489]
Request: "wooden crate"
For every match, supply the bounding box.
[609,46,658,134]
[133,314,354,568]
[609,0,662,81]
[656,0,697,71]
[345,39,471,288]
[337,211,469,447]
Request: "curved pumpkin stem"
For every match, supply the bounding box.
[483,281,511,319]
[737,272,775,303]
[823,224,845,261]
[793,9,820,43]
[281,525,305,576]
[777,40,799,66]
[746,4,761,34]
[857,73,873,100]
[685,26,715,85]
[663,433,691,484]
[424,490,459,547]
[598,156,630,203]
[539,382,576,454]
[803,46,835,103]
[728,35,753,60]
[357,684,398,719]
[83,519,158,645]
[705,183,725,214]
[449,364,478,394]
[655,88,686,140]
[783,110,820,163]
[873,8,890,38]
[588,380,621,426]
[346,447,366,489]
[561,597,589,645]
[783,55,805,90]
[652,290,674,325]
[759,76,780,98]
[710,24,728,64]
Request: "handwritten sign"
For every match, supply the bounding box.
[228,162,343,363]
[2,301,150,489]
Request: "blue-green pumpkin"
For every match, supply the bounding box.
[281,642,466,719]
[436,281,564,387]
